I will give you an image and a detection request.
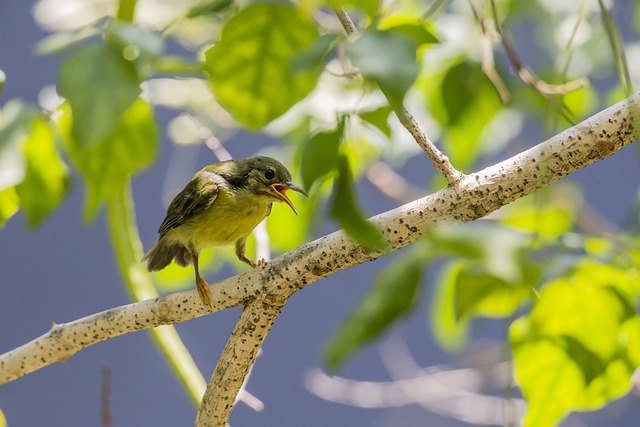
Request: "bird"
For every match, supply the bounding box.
[142,156,307,306]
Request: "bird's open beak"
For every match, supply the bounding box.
[270,182,308,215]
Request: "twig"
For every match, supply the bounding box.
[334,7,465,186]
[467,0,511,104]
[488,0,588,123]
[2,92,638,390]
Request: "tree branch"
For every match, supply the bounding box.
[1,93,638,424]
[195,300,284,426]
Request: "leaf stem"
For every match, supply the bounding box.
[106,185,206,405]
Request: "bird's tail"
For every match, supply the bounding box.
[142,240,192,271]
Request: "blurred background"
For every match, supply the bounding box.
[1,0,640,426]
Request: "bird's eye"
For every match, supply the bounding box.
[264,169,276,180]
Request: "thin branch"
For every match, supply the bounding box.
[2,92,638,390]
[467,0,511,104]
[334,7,465,185]
[488,0,588,123]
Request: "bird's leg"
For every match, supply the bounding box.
[191,248,212,307]
[235,236,266,268]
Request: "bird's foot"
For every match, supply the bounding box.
[250,258,267,268]
[196,277,212,307]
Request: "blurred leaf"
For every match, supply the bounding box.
[378,16,440,53]
[0,101,37,190]
[106,20,165,60]
[300,120,344,191]
[358,105,392,138]
[330,154,387,251]
[325,249,425,370]
[347,29,419,105]
[0,407,5,427]
[205,4,319,128]
[432,260,533,351]
[34,27,101,56]
[15,118,69,227]
[426,59,502,170]
[499,186,577,243]
[327,0,379,20]
[511,262,640,427]
[0,187,19,228]
[59,40,140,147]
[0,69,5,96]
[562,85,597,120]
[58,98,157,220]
[186,0,234,18]
[291,34,337,73]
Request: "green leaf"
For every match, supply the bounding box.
[59,40,141,147]
[0,187,19,228]
[300,121,344,191]
[15,118,69,227]
[347,29,419,105]
[58,98,157,220]
[0,407,6,427]
[325,249,424,370]
[186,0,234,18]
[358,105,392,138]
[432,260,532,351]
[205,4,320,128]
[330,154,387,250]
[0,69,5,96]
[511,262,640,427]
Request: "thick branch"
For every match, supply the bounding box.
[1,92,637,387]
[195,300,284,426]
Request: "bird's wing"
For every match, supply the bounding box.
[158,171,223,238]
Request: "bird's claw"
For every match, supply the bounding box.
[250,258,267,268]
[196,277,212,307]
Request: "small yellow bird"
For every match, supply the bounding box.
[143,156,306,306]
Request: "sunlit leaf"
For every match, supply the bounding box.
[58,98,157,220]
[325,248,425,370]
[330,154,387,251]
[0,407,6,427]
[15,118,69,227]
[347,29,419,105]
[300,120,343,191]
[511,262,640,427]
[0,187,19,228]
[205,4,319,128]
[358,105,392,138]
[499,185,577,243]
[59,40,140,147]
[186,0,234,18]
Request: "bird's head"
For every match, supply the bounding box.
[239,156,307,215]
